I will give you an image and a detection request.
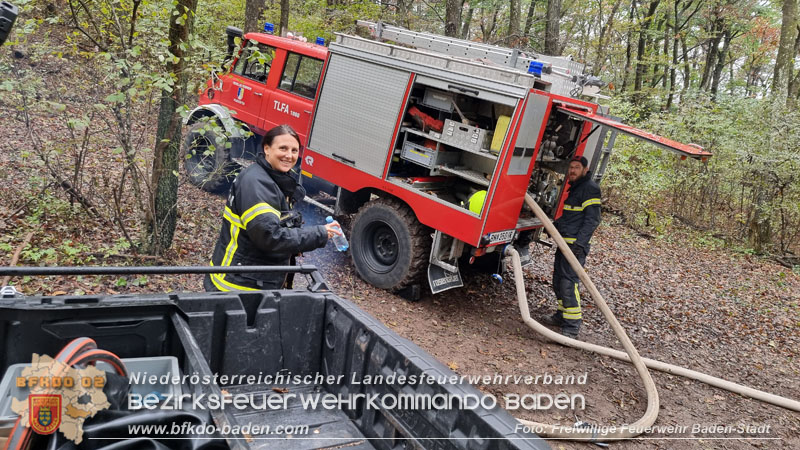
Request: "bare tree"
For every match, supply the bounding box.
[509,0,521,45]
[279,0,289,36]
[446,0,464,37]
[544,0,562,54]
[773,0,798,100]
[593,0,623,74]
[461,4,475,38]
[148,0,199,254]
[633,0,660,99]
[245,0,269,33]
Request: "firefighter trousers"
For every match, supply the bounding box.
[552,247,587,334]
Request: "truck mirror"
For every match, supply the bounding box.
[224,25,243,61]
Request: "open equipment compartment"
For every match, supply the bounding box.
[0,287,547,450]
[387,76,518,216]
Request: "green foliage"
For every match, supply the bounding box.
[603,93,800,254]
[250,0,382,44]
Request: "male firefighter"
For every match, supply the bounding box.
[541,155,601,339]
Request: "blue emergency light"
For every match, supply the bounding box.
[528,61,544,77]
[316,37,325,46]
[264,22,274,34]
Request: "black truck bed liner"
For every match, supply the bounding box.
[0,288,548,449]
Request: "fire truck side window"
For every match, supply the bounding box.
[232,43,275,84]
[279,53,323,99]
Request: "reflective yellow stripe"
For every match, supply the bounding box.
[564,284,582,319]
[223,207,244,229]
[209,262,261,292]
[210,203,277,292]
[241,202,280,227]
[563,237,577,244]
[221,224,240,267]
[563,198,601,212]
[210,273,260,291]
[209,272,230,292]
[557,298,565,311]
[582,198,602,208]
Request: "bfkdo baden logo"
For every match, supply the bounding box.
[11,354,111,444]
[29,394,62,434]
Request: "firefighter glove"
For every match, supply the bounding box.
[569,244,585,260]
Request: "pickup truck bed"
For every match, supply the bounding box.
[0,286,548,450]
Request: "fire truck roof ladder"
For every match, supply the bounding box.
[332,33,538,96]
[356,20,586,97]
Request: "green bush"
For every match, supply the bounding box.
[603,93,800,254]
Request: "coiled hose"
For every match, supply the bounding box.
[505,194,800,442]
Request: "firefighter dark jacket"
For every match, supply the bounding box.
[207,153,327,291]
[554,172,602,251]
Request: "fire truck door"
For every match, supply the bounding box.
[226,42,275,127]
[555,104,712,160]
[264,52,324,144]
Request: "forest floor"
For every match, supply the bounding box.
[1,40,799,450]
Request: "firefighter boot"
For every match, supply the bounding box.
[560,326,579,339]
[539,311,563,328]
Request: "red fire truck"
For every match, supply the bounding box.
[183,21,710,297]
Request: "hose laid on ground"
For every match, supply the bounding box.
[507,194,800,442]
[508,195,659,441]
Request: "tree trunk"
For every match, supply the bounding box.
[634,1,660,99]
[396,0,412,29]
[786,23,800,105]
[710,28,731,98]
[700,16,722,91]
[544,0,562,55]
[508,0,521,45]
[621,0,635,92]
[244,0,268,33]
[772,0,798,99]
[480,8,499,42]
[445,0,463,37]
[661,17,669,89]
[148,0,198,255]
[666,14,678,109]
[461,6,474,38]
[524,0,538,36]
[593,0,623,74]
[680,33,691,91]
[279,0,289,37]
[649,16,666,88]
[728,59,735,95]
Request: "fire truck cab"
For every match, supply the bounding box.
[184,22,711,298]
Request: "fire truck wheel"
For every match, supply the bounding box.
[351,199,430,291]
[183,121,240,193]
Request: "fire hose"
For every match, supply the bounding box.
[505,193,800,442]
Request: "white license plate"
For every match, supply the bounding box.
[487,230,515,245]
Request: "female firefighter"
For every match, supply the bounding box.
[204,124,341,291]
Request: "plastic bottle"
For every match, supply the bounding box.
[325,216,349,252]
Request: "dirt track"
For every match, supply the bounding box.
[292,203,800,449]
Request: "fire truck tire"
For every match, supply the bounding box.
[183,121,240,193]
[351,199,430,291]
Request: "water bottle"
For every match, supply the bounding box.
[325,216,349,251]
